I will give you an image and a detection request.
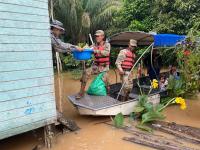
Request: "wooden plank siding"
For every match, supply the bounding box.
[0,20,50,30]
[0,44,51,52]
[0,0,48,9]
[0,117,55,140]
[0,0,57,140]
[0,51,52,61]
[0,60,52,72]
[0,35,51,44]
[0,28,50,36]
[0,68,53,82]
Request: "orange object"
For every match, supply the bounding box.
[94,45,110,66]
[122,50,135,69]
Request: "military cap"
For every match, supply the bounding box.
[51,20,65,31]
[95,30,105,36]
[129,39,137,47]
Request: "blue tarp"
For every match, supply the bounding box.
[153,34,186,47]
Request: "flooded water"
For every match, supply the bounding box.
[0,71,199,150]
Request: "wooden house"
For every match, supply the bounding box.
[0,0,57,140]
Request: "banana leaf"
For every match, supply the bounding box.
[141,110,165,124]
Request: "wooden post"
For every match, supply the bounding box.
[55,52,63,113]
[44,125,54,149]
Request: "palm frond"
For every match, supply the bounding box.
[52,0,122,42]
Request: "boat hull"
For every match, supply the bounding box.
[68,94,160,116]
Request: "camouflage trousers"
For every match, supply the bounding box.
[120,71,133,100]
[79,65,110,96]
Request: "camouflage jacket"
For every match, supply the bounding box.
[51,32,76,53]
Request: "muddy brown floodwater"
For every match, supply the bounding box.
[0,71,200,150]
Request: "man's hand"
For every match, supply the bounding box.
[76,47,84,52]
[90,47,97,53]
[119,69,125,75]
[92,46,98,50]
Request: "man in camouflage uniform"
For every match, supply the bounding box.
[115,39,137,101]
[50,20,83,69]
[76,30,111,99]
[51,20,81,130]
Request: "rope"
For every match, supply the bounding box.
[116,43,154,100]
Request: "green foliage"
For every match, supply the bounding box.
[128,20,146,31]
[141,104,165,124]
[133,106,145,113]
[109,0,154,33]
[133,95,147,113]
[160,97,173,105]
[53,0,122,43]
[144,102,154,112]
[114,113,124,128]
[138,95,148,107]
[153,0,200,34]
[181,53,200,96]
[133,94,165,125]
[129,112,137,120]
[158,47,177,66]
[167,75,186,97]
[108,0,200,35]
[175,31,200,97]
[61,54,80,69]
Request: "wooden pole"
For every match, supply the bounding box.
[50,0,54,21]
[153,121,200,139]
[89,34,94,45]
[51,0,63,113]
[123,137,192,150]
[105,123,194,150]
[151,123,200,144]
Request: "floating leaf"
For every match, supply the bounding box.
[114,113,124,128]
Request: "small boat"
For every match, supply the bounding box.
[68,93,160,116]
[68,75,167,116]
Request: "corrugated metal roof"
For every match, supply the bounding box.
[109,31,154,46]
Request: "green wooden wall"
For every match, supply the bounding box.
[0,0,57,140]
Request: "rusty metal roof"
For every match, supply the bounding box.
[109,31,154,46]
